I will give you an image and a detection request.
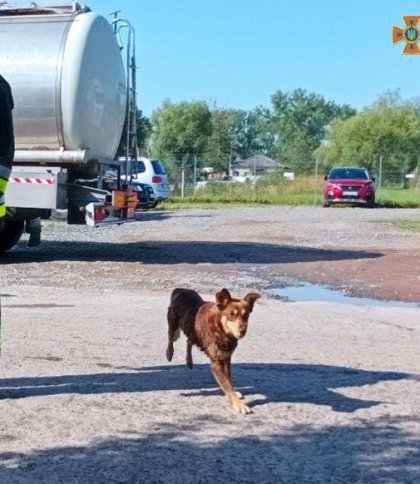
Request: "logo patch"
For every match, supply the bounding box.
[393,16,420,54]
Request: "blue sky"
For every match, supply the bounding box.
[12,1,420,115]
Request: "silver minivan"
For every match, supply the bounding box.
[130,157,170,203]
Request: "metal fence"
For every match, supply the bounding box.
[163,154,228,197]
[162,154,420,197]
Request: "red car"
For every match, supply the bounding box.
[323,167,376,207]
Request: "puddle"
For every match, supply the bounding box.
[266,283,420,309]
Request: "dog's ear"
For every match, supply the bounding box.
[244,292,261,312]
[216,288,232,310]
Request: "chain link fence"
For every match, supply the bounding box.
[162,153,420,198]
[164,154,229,197]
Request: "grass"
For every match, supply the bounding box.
[376,188,420,208]
[393,219,420,232]
[160,177,420,209]
[162,177,323,208]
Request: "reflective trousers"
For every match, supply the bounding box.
[0,166,10,220]
[0,75,14,224]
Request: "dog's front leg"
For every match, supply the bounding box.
[211,360,251,414]
[225,357,243,400]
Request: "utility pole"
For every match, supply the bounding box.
[228,140,232,178]
[181,169,185,199]
[378,155,383,195]
[193,154,197,194]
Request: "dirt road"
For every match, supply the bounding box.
[0,207,419,482]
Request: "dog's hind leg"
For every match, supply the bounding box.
[186,341,193,369]
[166,306,181,362]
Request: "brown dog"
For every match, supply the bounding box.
[166,288,260,414]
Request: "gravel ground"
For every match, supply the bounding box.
[0,206,419,483]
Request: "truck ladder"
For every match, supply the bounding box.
[112,14,137,181]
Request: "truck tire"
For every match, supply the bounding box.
[0,217,24,253]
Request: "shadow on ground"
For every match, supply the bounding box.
[0,364,417,481]
[0,241,383,265]
[0,414,418,482]
[0,363,411,413]
[136,210,212,220]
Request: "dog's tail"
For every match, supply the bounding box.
[168,289,187,346]
[166,303,181,362]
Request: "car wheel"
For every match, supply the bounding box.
[323,201,330,207]
[367,197,375,208]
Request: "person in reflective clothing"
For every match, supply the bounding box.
[0,75,14,231]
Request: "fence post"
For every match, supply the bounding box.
[378,155,383,196]
[181,169,185,198]
[314,157,319,205]
[193,154,197,195]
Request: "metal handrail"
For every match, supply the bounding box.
[111,14,137,184]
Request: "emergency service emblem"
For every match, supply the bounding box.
[393,16,420,54]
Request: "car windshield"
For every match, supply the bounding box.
[151,160,166,175]
[329,168,369,180]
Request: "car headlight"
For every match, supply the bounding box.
[327,183,341,190]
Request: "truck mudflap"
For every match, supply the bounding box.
[85,190,137,227]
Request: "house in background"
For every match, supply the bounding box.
[229,154,284,183]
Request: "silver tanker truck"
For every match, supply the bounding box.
[0,2,138,252]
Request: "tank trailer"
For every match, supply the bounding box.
[0,2,138,252]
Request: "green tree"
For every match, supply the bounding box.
[116,109,152,157]
[202,106,276,171]
[203,108,234,172]
[271,89,356,173]
[150,99,212,170]
[229,107,275,160]
[315,92,420,183]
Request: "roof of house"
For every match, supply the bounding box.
[234,154,281,169]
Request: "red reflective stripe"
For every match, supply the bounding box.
[9,177,55,184]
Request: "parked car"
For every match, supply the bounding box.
[99,170,157,210]
[130,182,157,209]
[323,167,376,207]
[128,157,171,203]
[230,169,261,184]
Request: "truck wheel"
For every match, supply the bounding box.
[0,217,24,253]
